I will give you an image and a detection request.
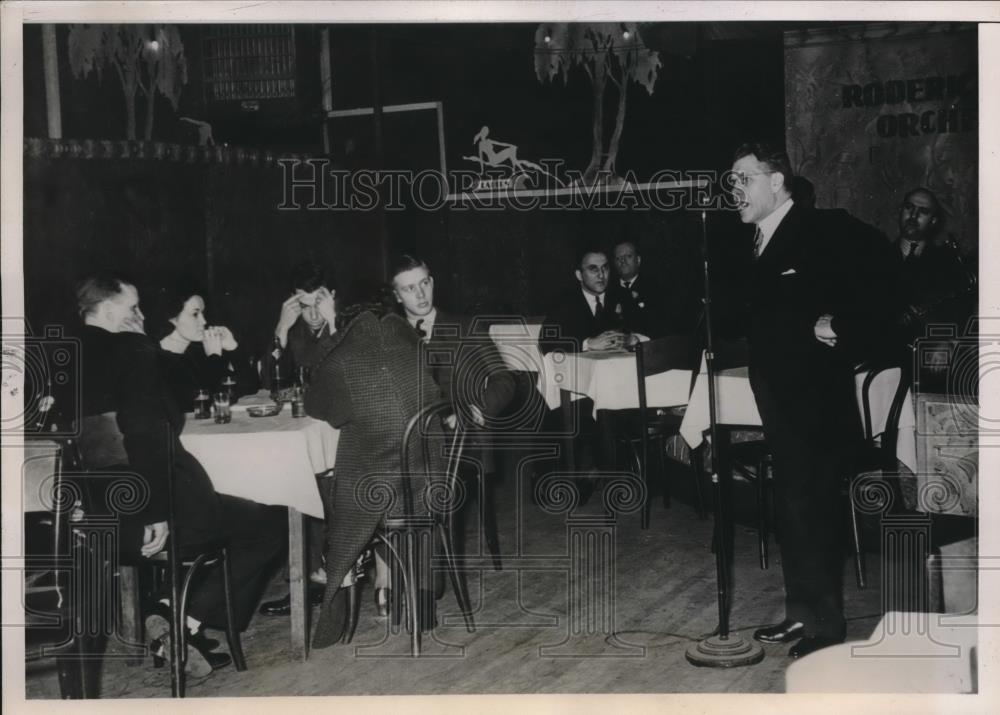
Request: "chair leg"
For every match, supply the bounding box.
[482,475,502,572]
[438,523,475,633]
[655,436,668,512]
[757,460,769,570]
[169,565,185,698]
[403,528,421,656]
[220,548,247,670]
[55,638,86,699]
[343,582,360,644]
[689,447,708,521]
[848,482,867,589]
[386,534,404,629]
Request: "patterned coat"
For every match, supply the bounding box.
[304,310,444,647]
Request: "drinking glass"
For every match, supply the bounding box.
[213,392,232,424]
[193,389,212,419]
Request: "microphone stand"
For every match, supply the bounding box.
[685,209,764,667]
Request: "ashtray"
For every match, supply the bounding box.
[247,404,282,418]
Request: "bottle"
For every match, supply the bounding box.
[291,384,306,418]
[269,336,284,396]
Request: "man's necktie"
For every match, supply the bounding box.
[594,295,604,319]
[753,226,764,259]
[415,319,426,338]
[905,241,919,261]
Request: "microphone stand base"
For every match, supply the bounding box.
[685,634,764,668]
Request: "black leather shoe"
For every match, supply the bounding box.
[259,594,291,616]
[789,635,845,658]
[188,627,220,652]
[146,609,231,677]
[259,586,325,616]
[753,620,806,644]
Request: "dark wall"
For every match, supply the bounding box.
[23,21,790,352]
[419,205,751,338]
[23,154,382,354]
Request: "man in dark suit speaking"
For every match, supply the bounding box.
[731,142,889,658]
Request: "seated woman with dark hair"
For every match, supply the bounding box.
[156,281,257,412]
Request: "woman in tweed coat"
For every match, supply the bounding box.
[304,303,445,648]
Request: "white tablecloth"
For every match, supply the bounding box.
[21,441,61,513]
[488,322,544,373]
[180,408,337,519]
[537,349,692,416]
[679,357,917,473]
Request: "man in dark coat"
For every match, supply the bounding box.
[889,187,976,393]
[265,260,339,387]
[538,246,636,503]
[731,143,895,658]
[539,246,632,354]
[75,273,285,674]
[305,305,445,647]
[258,260,339,616]
[607,239,667,339]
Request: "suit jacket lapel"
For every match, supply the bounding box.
[756,203,804,273]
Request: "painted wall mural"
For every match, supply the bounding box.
[784,23,977,253]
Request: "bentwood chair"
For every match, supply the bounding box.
[343,401,474,656]
[706,339,775,569]
[847,359,913,589]
[76,414,246,698]
[616,335,704,529]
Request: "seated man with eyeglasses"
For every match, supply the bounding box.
[538,245,641,505]
[888,187,976,392]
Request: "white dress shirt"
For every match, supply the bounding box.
[755,197,795,257]
[408,307,437,339]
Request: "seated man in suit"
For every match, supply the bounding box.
[75,272,285,677]
[266,260,339,385]
[390,254,515,566]
[610,239,657,338]
[610,238,702,338]
[538,246,638,502]
[889,187,976,393]
[539,246,634,354]
[260,260,338,615]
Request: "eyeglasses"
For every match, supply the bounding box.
[728,171,774,188]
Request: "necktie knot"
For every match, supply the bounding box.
[415,319,426,338]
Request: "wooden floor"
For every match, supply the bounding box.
[26,458,893,698]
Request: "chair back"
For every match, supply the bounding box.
[399,401,466,518]
[635,335,700,379]
[633,335,700,414]
[710,338,750,372]
[77,412,128,469]
[859,361,912,464]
